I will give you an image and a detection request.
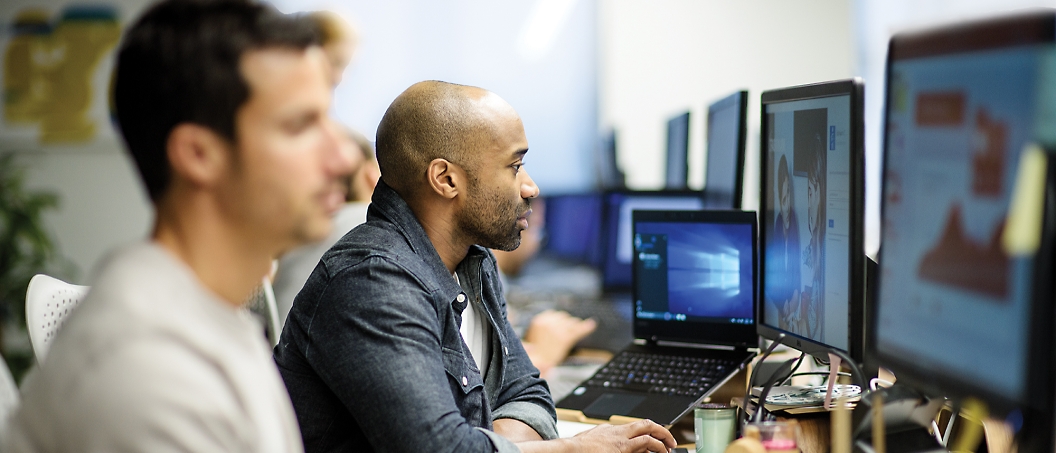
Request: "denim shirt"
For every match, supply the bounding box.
[274,180,557,453]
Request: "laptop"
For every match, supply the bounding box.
[556,209,758,426]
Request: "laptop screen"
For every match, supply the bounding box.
[632,210,758,346]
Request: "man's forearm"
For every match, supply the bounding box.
[494,418,544,443]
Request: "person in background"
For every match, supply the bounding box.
[273,127,375,327]
[309,10,358,86]
[4,0,353,450]
[274,80,675,453]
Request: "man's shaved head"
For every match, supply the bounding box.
[375,80,515,194]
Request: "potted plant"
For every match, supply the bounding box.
[0,153,71,381]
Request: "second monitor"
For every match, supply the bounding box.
[704,90,749,209]
[758,78,867,362]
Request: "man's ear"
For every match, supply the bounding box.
[166,123,230,189]
[426,158,463,199]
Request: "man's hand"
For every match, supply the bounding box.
[570,420,676,453]
[517,419,676,453]
[523,310,597,375]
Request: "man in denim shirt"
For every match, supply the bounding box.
[275,81,675,453]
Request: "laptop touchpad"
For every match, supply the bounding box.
[583,393,646,419]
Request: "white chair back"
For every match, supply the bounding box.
[25,274,90,363]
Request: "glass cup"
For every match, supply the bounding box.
[694,404,737,453]
[743,420,800,453]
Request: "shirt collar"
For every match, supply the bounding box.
[368,180,491,304]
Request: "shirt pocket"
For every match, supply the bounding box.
[441,347,484,394]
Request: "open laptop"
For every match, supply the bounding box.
[556,209,758,426]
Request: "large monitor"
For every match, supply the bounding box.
[704,90,749,209]
[759,79,866,361]
[665,111,691,190]
[600,190,705,291]
[872,10,1056,428]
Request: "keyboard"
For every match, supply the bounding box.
[583,351,738,397]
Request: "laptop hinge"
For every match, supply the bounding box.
[646,339,738,350]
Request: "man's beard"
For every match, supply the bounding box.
[459,187,529,252]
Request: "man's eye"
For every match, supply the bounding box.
[512,163,523,173]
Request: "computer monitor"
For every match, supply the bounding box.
[541,193,604,265]
[758,79,866,362]
[704,90,748,209]
[600,190,705,291]
[665,111,691,190]
[597,129,626,190]
[872,10,1056,428]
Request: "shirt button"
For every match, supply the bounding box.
[456,294,466,303]
[462,376,468,386]
[504,346,509,355]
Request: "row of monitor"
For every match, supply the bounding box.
[552,9,1056,447]
[662,91,749,206]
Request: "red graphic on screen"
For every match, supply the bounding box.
[971,109,1007,197]
[918,204,1009,301]
[915,92,965,126]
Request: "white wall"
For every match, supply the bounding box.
[598,0,855,214]
[2,0,155,282]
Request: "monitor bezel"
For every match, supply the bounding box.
[631,209,759,347]
[704,90,749,210]
[665,111,692,190]
[600,189,706,292]
[868,10,1056,415]
[757,78,867,362]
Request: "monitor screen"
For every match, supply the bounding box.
[632,210,757,345]
[759,79,865,360]
[601,191,705,290]
[704,91,748,209]
[665,112,691,190]
[542,193,604,265]
[875,12,1056,409]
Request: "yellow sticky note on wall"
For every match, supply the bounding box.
[1002,144,1047,256]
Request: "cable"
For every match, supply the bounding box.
[825,347,866,389]
[755,356,802,422]
[780,353,808,385]
[941,400,960,447]
[740,334,785,427]
[869,378,894,391]
[787,371,852,381]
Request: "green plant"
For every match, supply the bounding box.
[0,153,68,380]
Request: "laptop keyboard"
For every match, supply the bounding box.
[584,351,738,397]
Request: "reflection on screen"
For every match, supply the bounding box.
[877,46,1050,401]
[762,95,851,351]
[634,221,754,324]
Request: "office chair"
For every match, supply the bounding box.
[244,276,281,347]
[25,274,90,364]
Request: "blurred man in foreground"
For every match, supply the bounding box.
[5,0,352,450]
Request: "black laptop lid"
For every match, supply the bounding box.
[631,210,758,347]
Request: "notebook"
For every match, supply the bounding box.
[556,209,758,426]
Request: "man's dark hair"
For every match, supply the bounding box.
[113,0,318,202]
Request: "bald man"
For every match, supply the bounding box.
[274,81,675,453]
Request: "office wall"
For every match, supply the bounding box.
[272,0,599,195]
[2,0,598,279]
[2,0,154,282]
[598,0,855,213]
